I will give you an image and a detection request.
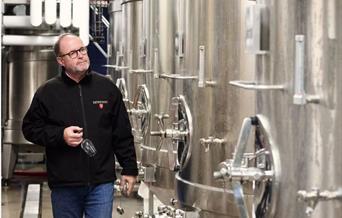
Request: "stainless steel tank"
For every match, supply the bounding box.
[128,0,156,173]
[218,0,342,217]
[108,0,154,176]
[141,0,183,205]
[175,0,256,217]
[2,46,59,180]
[122,0,145,98]
[139,0,159,175]
[116,0,146,161]
[108,0,124,81]
[274,0,342,217]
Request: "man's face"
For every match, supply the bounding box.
[57,36,90,74]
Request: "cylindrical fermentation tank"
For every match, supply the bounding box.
[121,0,145,100]
[141,0,183,205]
[262,0,342,217]
[175,0,256,217]
[111,0,146,161]
[108,0,342,217]
[108,0,124,81]
[2,46,59,180]
[220,0,342,217]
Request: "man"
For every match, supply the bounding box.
[22,33,138,218]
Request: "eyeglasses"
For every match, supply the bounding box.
[59,47,87,59]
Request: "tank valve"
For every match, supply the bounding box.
[134,211,144,218]
[157,205,176,216]
[213,162,230,179]
[116,206,124,215]
[170,198,178,206]
[297,188,342,216]
[200,137,225,152]
[214,161,273,182]
[156,205,198,218]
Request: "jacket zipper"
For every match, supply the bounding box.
[78,84,91,186]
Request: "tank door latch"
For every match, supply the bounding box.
[150,95,192,171]
[214,116,275,218]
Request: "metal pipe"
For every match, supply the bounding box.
[30,0,43,26]
[129,69,153,74]
[72,0,81,28]
[2,35,58,46]
[45,0,57,25]
[293,35,306,105]
[328,0,336,39]
[293,35,320,105]
[153,48,159,78]
[89,5,110,28]
[229,80,285,90]
[3,16,32,28]
[60,0,72,27]
[89,35,108,58]
[3,0,29,3]
[79,0,90,45]
[159,74,198,80]
[198,46,205,87]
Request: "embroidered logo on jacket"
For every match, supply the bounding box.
[93,100,108,109]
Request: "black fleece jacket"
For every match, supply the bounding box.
[22,70,138,188]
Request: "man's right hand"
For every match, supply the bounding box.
[63,126,83,147]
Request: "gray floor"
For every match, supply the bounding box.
[2,165,143,218]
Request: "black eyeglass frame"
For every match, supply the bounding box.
[59,47,88,59]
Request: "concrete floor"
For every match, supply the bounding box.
[2,166,144,218]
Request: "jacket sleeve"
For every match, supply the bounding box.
[112,92,138,176]
[22,93,66,148]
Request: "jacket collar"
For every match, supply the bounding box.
[61,67,92,85]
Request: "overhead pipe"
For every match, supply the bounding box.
[30,0,43,26]
[72,0,82,28]
[3,16,64,29]
[3,16,32,28]
[45,0,57,25]
[2,0,30,4]
[60,0,72,27]
[78,0,90,45]
[2,35,58,46]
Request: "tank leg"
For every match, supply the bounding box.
[1,143,18,183]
